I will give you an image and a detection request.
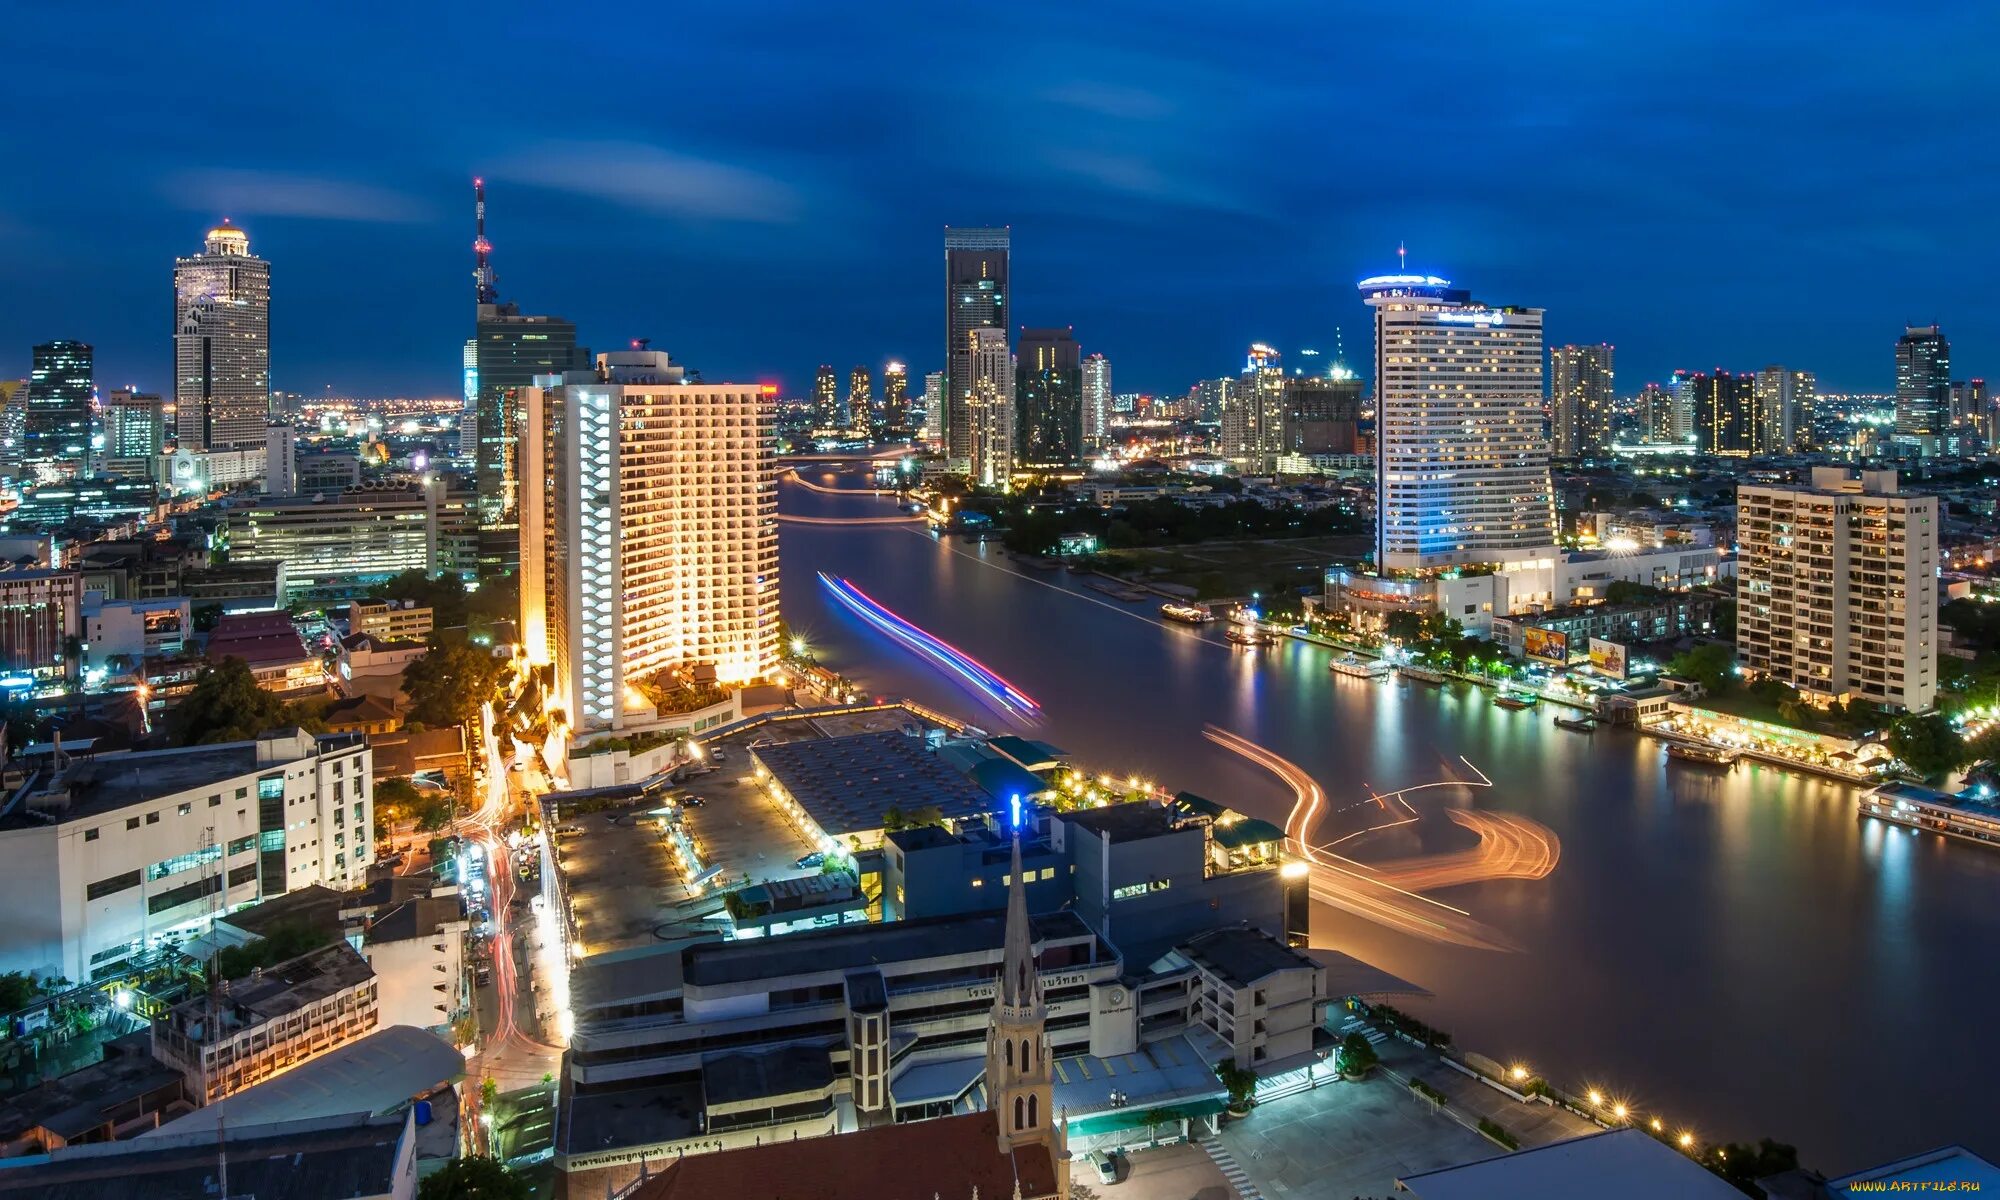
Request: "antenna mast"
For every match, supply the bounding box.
[473,178,498,306]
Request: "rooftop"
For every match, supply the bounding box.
[702,1043,834,1107]
[1062,800,1181,844]
[364,895,465,944]
[751,730,997,835]
[629,1110,1057,1200]
[205,610,311,668]
[1397,1127,1741,1199]
[1824,1145,2000,1194]
[0,1111,409,1200]
[0,1034,183,1143]
[682,908,1095,990]
[0,730,356,829]
[160,942,374,1041]
[1176,926,1318,988]
[222,884,349,941]
[142,1025,460,1136]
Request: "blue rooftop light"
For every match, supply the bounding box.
[1011,793,1022,830]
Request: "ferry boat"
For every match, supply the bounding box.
[1666,741,1739,766]
[1553,714,1598,733]
[1224,608,1274,646]
[1398,664,1447,685]
[1861,782,2000,849]
[1493,691,1540,710]
[1160,602,1214,625]
[1330,654,1392,680]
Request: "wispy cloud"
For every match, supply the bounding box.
[490,140,802,224]
[161,168,427,223]
[1040,82,1175,120]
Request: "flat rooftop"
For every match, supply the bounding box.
[1062,800,1181,844]
[1178,926,1317,988]
[162,942,373,1039]
[751,730,995,836]
[145,1025,460,1135]
[0,1035,182,1143]
[1397,1127,1741,1199]
[683,908,1096,990]
[0,1112,408,1199]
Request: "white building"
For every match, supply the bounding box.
[1326,544,1723,636]
[174,223,271,454]
[359,895,469,1034]
[81,596,191,670]
[1081,353,1111,452]
[1752,366,1816,454]
[920,370,944,444]
[521,349,779,735]
[0,729,373,984]
[966,328,1014,487]
[1363,273,1554,570]
[1737,468,1938,712]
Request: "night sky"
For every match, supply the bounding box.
[3,2,1994,399]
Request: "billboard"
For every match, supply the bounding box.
[1588,637,1628,679]
[1522,626,1571,665]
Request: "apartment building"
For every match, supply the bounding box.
[346,600,434,644]
[1737,468,1938,711]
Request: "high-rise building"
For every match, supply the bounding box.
[1640,383,1677,444]
[521,349,778,734]
[1691,370,1756,455]
[847,365,873,436]
[944,227,1010,465]
[1894,325,1950,449]
[1737,468,1937,712]
[1948,378,1987,429]
[101,386,164,479]
[1665,369,1698,443]
[174,222,271,453]
[472,306,586,575]
[1752,366,1815,455]
[966,328,1014,487]
[813,364,841,430]
[24,339,93,480]
[1549,344,1615,458]
[1240,344,1286,473]
[882,362,909,430]
[1362,272,1552,570]
[1081,353,1111,451]
[1282,373,1363,455]
[1192,377,1231,424]
[1016,327,1082,470]
[0,379,23,479]
[920,370,944,443]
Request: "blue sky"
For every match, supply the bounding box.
[2,1,1993,397]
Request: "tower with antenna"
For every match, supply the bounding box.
[473,178,498,306]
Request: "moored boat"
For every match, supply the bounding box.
[1398,664,1447,684]
[1554,715,1598,733]
[1330,654,1392,680]
[1160,602,1214,625]
[1666,741,1739,766]
[1494,691,1540,710]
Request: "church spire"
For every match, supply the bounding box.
[998,822,1040,1010]
[987,804,1053,1156]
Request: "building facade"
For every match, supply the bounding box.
[0,568,82,681]
[1282,374,1363,457]
[102,388,165,479]
[1752,366,1815,455]
[1549,344,1614,458]
[966,328,1014,488]
[472,305,587,576]
[1363,273,1553,570]
[944,227,1010,465]
[1016,327,1082,471]
[174,223,270,453]
[1894,325,1950,450]
[882,362,909,430]
[152,942,379,1103]
[1691,370,1756,456]
[1737,468,1938,712]
[521,349,779,735]
[24,340,93,482]
[224,483,454,600]
[1081,353,1111,452]
[846,365,872,436]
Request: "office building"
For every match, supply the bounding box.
[3,479,161,539]
[1016,327,1082,470]
[24,340,93,481]
[1690,370,1755,455]
[1192,376,1231,424]
[920,370,944,443]
[0,378,22,478]
[1549,344,1614,458]
[101,388,164,479]
[1081,353,1111,452]
[521,348,778,735]
[1950,378,1987,432]
[347,600,434,644]
[847,365,872,435]
[1282,372,1363,457]
[1894,325,1950,449]
[1226,343,1286,473]
[153,941,378,1103]
[965,328,1014,487]
[0,728,373,983]
[1639,383,1677,443]
[264,422,297,495]
[944,226,1010,464]
[173,223,270,453]
[225,482,457,600]
[0,569,82,681]
[472,305,587,575]
[1737,468,1937,712]
[1362,272,1553,570]
[882,361,909,429]
[813,363,841,430]
[1665,368,1698,442]
[1751,366,1816,454]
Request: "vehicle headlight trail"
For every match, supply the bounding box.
[818,572,1041,719]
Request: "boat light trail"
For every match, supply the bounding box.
[818,572,1041,719]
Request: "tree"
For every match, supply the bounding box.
[1704,1138,1801,1195]
[174,658,288,745]
[402,641,508,731]
[417,1156,530,1200]
[1666,642,1735,693]
[1887,713,1966,779]
[1138,1107,1186,1143]
[0,971,40,1013]
[1338,1031,1378,1078]
[1215,1058,1258,1112]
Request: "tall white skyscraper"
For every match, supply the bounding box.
[174,222,270,452]
[966,327,1014,487]
[521,349,779,733]
[1549,344,1614,458]
[1362,271,1553,571]
[920,370,944,443]
[1081,352,1111,451]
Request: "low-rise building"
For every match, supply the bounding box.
[0,568,82,682]
[323,693,403,735]
[360,895,469,1034]
[339,633,427,681]
[1489,595,1716,659]
[206,610,325,695]
[81,596,191,671]
[1172,926,1328,1070]
[0,1031,189,1157]
[348,600,434,644]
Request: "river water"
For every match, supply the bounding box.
[777,473,2000,1169]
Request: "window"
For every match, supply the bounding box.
[177,803,192,816]
[84,828,99,842]
[208,796,221,807]
[87,870,141,900]
[126,817,140,830]
[146,812,159,825]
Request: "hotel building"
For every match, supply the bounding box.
[174,223,271,454]
[520,349,779,734]
[1737,468,1938,711]
[1363,273,1553,570]
[1549,343,1614,458]
[944,226,1010,466]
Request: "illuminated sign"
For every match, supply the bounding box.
[1357,274,1453,289]
[1522,627,1570,665]
[1588,637,1628,679]
[1438,311,1505,327]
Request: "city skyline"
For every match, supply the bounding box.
[3,5,1995,398]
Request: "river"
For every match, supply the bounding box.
[776,471,2000,1170]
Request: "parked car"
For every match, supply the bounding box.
[795,852,825,869]
[1092,1151,1119,1185]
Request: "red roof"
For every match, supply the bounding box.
[626,1112,1060,1200]
[207,611,311,668]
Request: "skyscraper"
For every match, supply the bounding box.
[1640,383,1677,444]
[1752,366,1815,455]
[24,339,92,480]
[520,348,779,733]
[882,362,909,430]
[1192,377,1232,424]
[920,370,944,443]
[174,222,270,452]
[813,364,841,430]
[1081,353,1111,451]
[966,327,1014,487]
[102,386,164,479]
[847,365,873,436]
[1244,344,1287,473]
[0,379,23,479]
[944,227,1010,466]
[1282,374,1363,455]
[1016,327,1082,470]
[1549,344,1614,458]
[1949,378,1987,429]
[1894,325,1950,448]
[1691,370,1755,455]
[1665,369,1698,443]
[1362,271,1552,571]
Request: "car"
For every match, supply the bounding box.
[1091,1151,1119,1184]
[681,794,705,807]
[794,852,825,869]
[474,965,492,987]
[710,749,727,763]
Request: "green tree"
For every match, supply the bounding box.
[174,658,288,744]
[1214,1058,1259,1112]
[1138,1107,1186,1142]
[1337,1031,1378,1077]
[417,1156,530,1200]
[0,971,40,1013]
[1703,1138,1801,1195]
[402,642,508,730]
[1887,713,1966,779]
[1667,642,1735,693]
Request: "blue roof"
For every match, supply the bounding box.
[1829,1146,2000,1194]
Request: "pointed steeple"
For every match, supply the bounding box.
[986,815,1052,1156]
[998,829,1040,1010]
